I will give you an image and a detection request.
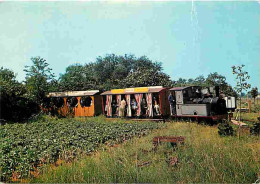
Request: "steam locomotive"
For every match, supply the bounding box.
[169,86,228,122]
[45,85,235,122]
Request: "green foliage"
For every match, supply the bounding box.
[231,64,251,137]
[218,121,234,136]
[0,67,26,97]
[251,87,258,106]
[0,67,39,122]
[24,57,55,103]
[252,104,260,113]
[231,64,251,94]
[174,72,237,97]
[0,117,160,181]
[58,54,172,91]
[59,64,96,91]
[250,122,260,135]
[32,122,260,183]
[122,68,173,88]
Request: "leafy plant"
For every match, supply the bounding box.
[250,87,258,107]
[218,121,234,136]
[231,64,251,138]
[250,122,260,135]
[0,117,160,181]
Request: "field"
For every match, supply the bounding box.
[31,121,260,183]
[0,116,161,182]
[1,115,260,183]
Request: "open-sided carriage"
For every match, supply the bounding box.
[100,86,170,119]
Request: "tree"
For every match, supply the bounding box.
[92,54,163,90]
[223,85,238,98]
[194,75,206,86]
[231,64,251,138]
[0,67,38,122]
[59,64,92,91]
[48,79,60,92]
[59,54,172,91]
[24,57,55,103]
[172,73,237,97]
[174,78,187,87]
[250,87,258,106]
[122,68,173,88]
[0,67,25,121]
[206,72,226,87]
[0,67,26,97]
[204,72,237,97]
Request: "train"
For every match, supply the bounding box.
[44,85,236,122]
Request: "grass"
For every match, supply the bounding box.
[0,115,162,182]
[238,98,260,112]
[31,121,260,183]
[240,112,260,122]
[233,97,259,125]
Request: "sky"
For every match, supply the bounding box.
[0,1,259,89]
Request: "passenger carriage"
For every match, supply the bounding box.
[47,90,102,117]
[100,86,170,118]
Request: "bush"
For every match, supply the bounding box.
[250,122,260,135]
[0,95,39,123]
[218,121,234,136]
[0,67,40,123]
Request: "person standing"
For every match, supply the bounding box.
[119,98,126,117]
[131,99,137,116]
[154,100,161,116]
[168,93,176,115]
[141,97,147,116]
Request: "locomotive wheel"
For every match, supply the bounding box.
[179,118,185,122]
[188,118,193,123]
[198,118,206,125]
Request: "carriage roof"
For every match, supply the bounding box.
[48,90,100,97]
[101,86,165,95]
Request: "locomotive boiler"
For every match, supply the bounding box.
[169,86,228,121]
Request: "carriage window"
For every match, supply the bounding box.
[183,90,188,98]
[67,97,78,107]
[85,96,92,107]
[52,97,64,108]
[80,96,92,107]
